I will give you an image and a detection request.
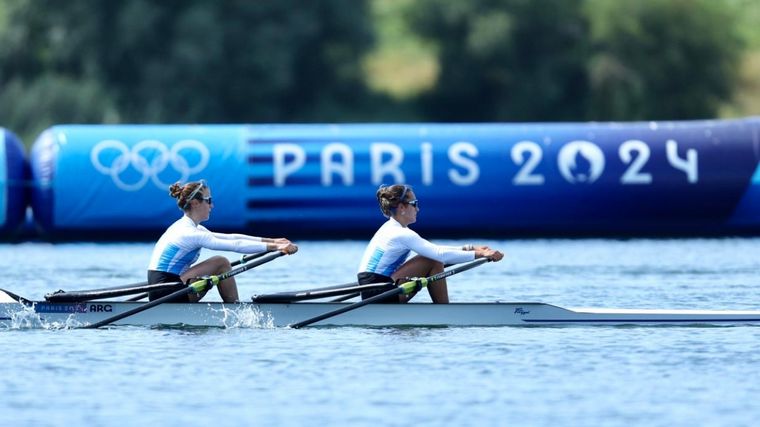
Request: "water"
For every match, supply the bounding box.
[2,239,759,426]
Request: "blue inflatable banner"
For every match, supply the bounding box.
[30,118,760,237]
[1,128,27,235]
[0,129,7,228]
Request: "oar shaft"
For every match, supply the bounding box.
[46,251,273,303]
[290,288,401,328]
[123,252,273,303]
[397,257,489,295]
[430,257,488,281]
[330,292,359,302]
[218,251,283,280]
[235,250,271,267]
[252,282,393,303]
[126,293,148,302]
[290,257,491,328]
[82,284,199,329]
[82,251,285,329]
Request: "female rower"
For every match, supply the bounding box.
[147,179,298,303]
[357,184,503,303]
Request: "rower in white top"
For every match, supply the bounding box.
[357,184,504,303]
[147,179,298,303]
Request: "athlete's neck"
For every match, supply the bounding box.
[185,213,203,226]
[391,215,409,228]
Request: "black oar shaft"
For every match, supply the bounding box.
[82,284,200,329]
[410,257,489,288]
[330,292,359,302]
[217,251,284,281]
[46,282,184,302]
[289,287,401,328]
[82,251,285,329]
[252,282,393,303]
[47,251,274,303]
[234,251,271,267]
[126,251,274,302]
[290,258,490,328]
[126,293,149,302]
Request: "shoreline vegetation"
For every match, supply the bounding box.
[1,0,759,149]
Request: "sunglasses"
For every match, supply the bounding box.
[396,185,418,209]
[200,196,213,205]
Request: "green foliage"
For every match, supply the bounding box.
[0,0,754,147]
[406,0,591,121]
[363,0,438,100]
[0,75,117,144]
[724,0,760,49]
[586,0,744,120]
[0,0,378,145]
[406,0,744,122]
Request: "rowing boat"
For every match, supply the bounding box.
[2,290,759,328]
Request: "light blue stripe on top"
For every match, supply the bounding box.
[156,244,181,273]
[382,253,408,277]
[173,248,201,274]
[365,248,384,273]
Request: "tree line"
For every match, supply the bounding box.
[0,0,752,146]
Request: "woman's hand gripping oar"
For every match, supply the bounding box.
[82,251,288,329]
[290,257,491,329]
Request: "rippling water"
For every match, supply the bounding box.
[2,239,759,426]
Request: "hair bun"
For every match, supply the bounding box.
[375,184,410,217]
[169,182,183,199]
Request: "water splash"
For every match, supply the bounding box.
[3,302,85,330]
[213,304,276,329]
[2,301,277,331]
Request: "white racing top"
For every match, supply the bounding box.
[148,215,268,275]
[357,218,475,276]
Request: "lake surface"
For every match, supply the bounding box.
[1,239,759,426]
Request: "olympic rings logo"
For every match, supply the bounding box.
[90,139,210,191]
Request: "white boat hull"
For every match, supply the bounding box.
[3,297,760,328]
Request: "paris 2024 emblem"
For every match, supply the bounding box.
[557,141,605,184]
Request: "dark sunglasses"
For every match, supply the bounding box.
[406,199,419,208]
[199,196,213,205]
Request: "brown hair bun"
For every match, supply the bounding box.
[376,184,411,217]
